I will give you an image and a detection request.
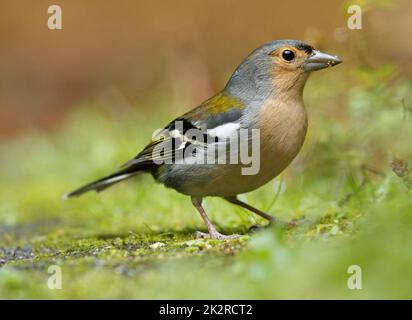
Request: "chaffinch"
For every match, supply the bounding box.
[65,40,342,239]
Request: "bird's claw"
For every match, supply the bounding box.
[248,223,272,233]
[249,217,302,233]
[195,230,241,240]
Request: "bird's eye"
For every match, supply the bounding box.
[282,50,295,62]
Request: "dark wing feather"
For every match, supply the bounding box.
[123,93,244,167]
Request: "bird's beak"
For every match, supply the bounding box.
[304,50,342,72]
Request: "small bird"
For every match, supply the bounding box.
[65,40,342,239]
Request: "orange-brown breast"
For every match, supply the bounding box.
[257,94,308,184]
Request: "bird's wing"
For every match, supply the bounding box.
[122,91,245,167]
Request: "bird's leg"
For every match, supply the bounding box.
[225,196,299,230]
[191,197,240,240]
[225,196,275,222]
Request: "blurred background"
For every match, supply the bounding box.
[1,0,412,299]
[1,0,411,137]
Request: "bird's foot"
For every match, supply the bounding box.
[285,219,300,229]
[248,223,272,233]
[195,230,241,240]
[282,217,307,229]
[249,217,302,233]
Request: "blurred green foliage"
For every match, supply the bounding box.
[0,60,412,299]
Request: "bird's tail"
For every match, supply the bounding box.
[64,165,149,199]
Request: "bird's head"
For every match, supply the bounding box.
[226,40,342,100]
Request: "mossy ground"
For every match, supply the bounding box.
[1,64,412,299]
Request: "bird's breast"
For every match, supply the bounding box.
[256,97,308,180]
